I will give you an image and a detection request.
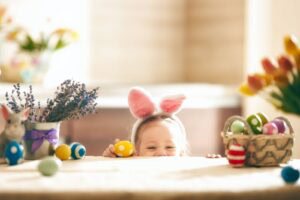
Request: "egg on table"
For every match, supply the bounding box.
[227,144,246,167]
[5,141,24,166]
[55,144,71,161]
[70,142,86,160]
[38,156,62,176]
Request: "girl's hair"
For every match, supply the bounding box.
[130,113,189,155]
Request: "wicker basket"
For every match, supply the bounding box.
[221,116,294,167]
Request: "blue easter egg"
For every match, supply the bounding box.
[5,141,24,166]
[281,166,300,184]
[70,143,86,160]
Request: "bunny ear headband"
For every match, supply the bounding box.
[128,87,186,145]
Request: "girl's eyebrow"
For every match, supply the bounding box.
[144,141,157,144]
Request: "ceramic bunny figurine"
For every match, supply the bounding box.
[0,104,29,162]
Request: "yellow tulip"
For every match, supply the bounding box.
[284,35,299,56]
[292,51,300,72]
[239,83,256,96]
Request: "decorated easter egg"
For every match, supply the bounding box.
[271,119,286,134]
[281,166,300,184]
[246,114,263,134]
[70,142,86,160]
[263,122,278,135]
[38,157,62,176]
[227,144,246,167]
[231,120,245,134]
[5,141,24,166]
[114,141,134,157]
[55,144,71,161]
[256,112,269,125]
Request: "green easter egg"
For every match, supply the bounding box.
[256,112,269,125]
[246,114,263,134]
[231,120,245,134]
[38,157,62,176]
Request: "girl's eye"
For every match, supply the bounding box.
[146,146,156,150]
[21,121,25,125]
[7,119,11,124]
[166,146,175,149]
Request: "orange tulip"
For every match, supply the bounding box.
[254,73,272,86]
[277,55,294,73]
[247,75,264,92]
[261,58,277,74]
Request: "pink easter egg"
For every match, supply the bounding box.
[263,122,278,135]
[227,144,246,167]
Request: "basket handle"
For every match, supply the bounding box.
[223,115,254,137]
[275,116,294,135]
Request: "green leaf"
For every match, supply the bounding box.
[54,38,66,50]
[19,35,36,52]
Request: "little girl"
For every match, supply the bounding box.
[103,87,189,157]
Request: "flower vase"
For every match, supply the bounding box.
[0,51,52,84]
[23,122,60,160]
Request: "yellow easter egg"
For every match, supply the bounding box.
[55,144,71,161]
[114,141,134,157]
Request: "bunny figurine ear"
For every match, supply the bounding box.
[160,95,186,114]
[128,87,155,119]
[1,104,10,121]
[20,107,30,121]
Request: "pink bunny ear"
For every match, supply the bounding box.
[128,87,155,118]
[21,108,30,121]
[1,104,10,121]
[160,95,186,114]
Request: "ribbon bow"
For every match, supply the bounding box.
[24,129,58,153]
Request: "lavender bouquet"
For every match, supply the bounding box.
[5,79,99,122]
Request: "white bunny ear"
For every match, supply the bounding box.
[1,104,10,121]
[160,95,186,114]
[128,87,156,119]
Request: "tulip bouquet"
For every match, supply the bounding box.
[240,35,300,116]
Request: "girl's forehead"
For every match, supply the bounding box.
[139,120,180,139]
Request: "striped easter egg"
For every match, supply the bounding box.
[227,144,246,167]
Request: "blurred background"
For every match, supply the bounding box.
[0,0,300,157]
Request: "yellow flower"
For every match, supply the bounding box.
[239,83,256,96]
[6,28,22,41]
[54,28,69,36]
[284,35,299,56]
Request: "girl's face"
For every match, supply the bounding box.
[135,120,183,156]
